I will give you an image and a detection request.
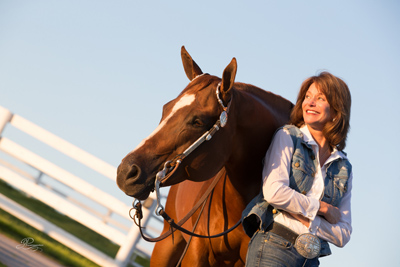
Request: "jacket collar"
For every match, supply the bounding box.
[299,125,348,163]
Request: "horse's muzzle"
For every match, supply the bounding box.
[116,162,152,200]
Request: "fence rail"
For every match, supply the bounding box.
[0,105,162,267]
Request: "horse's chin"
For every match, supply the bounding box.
[132,190,151,201]
[123,183,154,200]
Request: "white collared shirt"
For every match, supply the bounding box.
[262,125,353,247]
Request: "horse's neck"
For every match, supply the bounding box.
[225,86,292,202]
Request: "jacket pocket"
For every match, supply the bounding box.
[290,152,315,193]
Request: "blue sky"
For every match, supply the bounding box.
[1,1,399,266]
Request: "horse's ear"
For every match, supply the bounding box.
[181,46,203,81]
[220,57,237,102]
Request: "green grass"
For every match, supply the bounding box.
[0,179,119,257]
[0,208,101,267]
[0,179,150,267]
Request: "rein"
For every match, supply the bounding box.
[129,81,241,243]
[131,169,241,242]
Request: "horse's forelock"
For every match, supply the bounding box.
[181,74,220,95]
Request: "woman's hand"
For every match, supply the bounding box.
[318,201,341,224]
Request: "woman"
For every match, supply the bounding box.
[242,71,353,267]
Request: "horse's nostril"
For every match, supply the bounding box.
[127,164,141,180]
[117,163,141,186]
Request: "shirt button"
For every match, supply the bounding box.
[295,162,300,167]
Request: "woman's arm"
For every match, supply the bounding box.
[313,173,353,247]
[262,129,320,221]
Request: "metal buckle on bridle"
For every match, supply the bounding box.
[154,161,171,215]
[216,83,228,127]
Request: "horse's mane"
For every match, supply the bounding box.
[234,82,293,110]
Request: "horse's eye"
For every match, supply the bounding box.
[192,118,204,127]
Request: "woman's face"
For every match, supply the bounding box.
[302,83,334,131]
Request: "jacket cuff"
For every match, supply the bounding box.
[305,197,320,221]
[307,198,321,234]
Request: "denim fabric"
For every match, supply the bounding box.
[322,158,352,207]
[242,125,352,258]
[245,230,320,267]
[242,191,275,238]
[287,126,318,195]
[286,125,352,208]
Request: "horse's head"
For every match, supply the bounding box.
[117,46,238,200]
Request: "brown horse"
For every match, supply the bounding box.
[117,46,293,266]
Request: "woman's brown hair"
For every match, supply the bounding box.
[290,71,351,151]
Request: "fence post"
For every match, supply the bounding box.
[114,196,156,267]
[0,106,13,136]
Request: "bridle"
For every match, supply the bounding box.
[153,81,231,215]
[130,80,241,244]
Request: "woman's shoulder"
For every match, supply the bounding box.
[281,124,302,135]
[276,124,303,143]
[270,125,298,149]
[334,147,351,162]
[332,148,353,174]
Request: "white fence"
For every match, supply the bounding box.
[0,105,163,267]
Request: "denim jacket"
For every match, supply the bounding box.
[242,125,352,256]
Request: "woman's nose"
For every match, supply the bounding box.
[306,97,316,106]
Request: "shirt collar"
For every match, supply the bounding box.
[299,125,347,162]
[299,125,316,145]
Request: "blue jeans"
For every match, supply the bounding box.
[245,231,320,267]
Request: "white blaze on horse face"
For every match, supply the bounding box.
[131,94,196,153]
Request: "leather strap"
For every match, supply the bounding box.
[266,222,298,244]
